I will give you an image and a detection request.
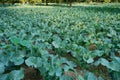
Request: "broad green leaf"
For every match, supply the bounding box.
[67,61,76,69]
[20,40,30,47]
[48,69,55,76]
[98,76,104,80]
[84,71,103,80]
[63,65,71,72]
[114,57,120,64]
[52,41,60,48]
[109,61,120,72]
[25,57,42,68]
[60,75,74,80]
[87,72,97,80]
[77,75,84,80]
[10,36,20,45]
[94,58,109,66]
[112,72,120,80]
[10,57,24,65]
[0,74,8,80]
[117,44,120,48]
[56,68,62,77]
[87,58,94,64]
[95,58,120,72]
[8,68,24,80]
[0,62,5,74]
[94,50,104,57]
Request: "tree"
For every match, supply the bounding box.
[46,0,48,5]
[1,0,5,5]
[59,0,63,3]
[69,0,72,6]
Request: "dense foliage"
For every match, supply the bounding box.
[0,0,120,5]
[0,4,120,80]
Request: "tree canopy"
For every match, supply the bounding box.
[0,0,120,5]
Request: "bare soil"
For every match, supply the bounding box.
[22,65,43,80]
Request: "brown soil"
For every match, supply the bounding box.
[22,65,43,80]
[87,65,111,80]
[64,67,84,80]
[115,50,120,57]
[64,71,76,79]
[46,49,55,55]
[89,44,97,51]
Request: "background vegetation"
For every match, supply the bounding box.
[0,0,120,5]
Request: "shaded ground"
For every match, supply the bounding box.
[22,65,43,80]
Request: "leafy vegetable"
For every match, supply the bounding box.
[0,4,120,80]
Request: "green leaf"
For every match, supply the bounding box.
[95,58,120,72]
[10,57,24,65]
[60,75,74,80]
[66,61,76,68]
[77,75,84,80]
[63,65,71,72]
[84,71,104,80]
[117,44,120,48]
[94,58,109,66]
[0,74,8,80]
[25,57,42,68]
[109,61,120,72]
[87,72,97,80]
[87,58,94,64]
[20,40,30,47]
[52,41,60,48]
[8,68,24,80]
[94,50,104,57]
[112,72,120,80]
[0,62,5,74]
[114,57,120,64]
[56,68,62,77]
[10,36,21,45]
[98,76,104,80]
[48,68,55,76]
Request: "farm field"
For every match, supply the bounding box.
[0,3,120,80]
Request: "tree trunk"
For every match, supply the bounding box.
[69,0,72,6]
[46,0,48,5]
[66,0,68,4]
[12,1,14,5]
[2,0,5,5]
[115,0,118,2]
